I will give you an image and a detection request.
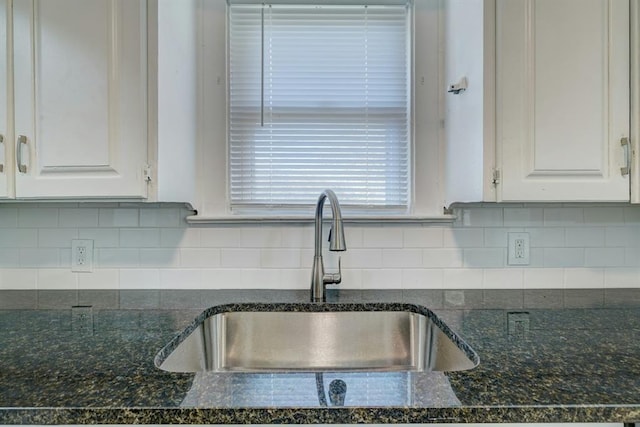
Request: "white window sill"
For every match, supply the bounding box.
[185,214,456,225]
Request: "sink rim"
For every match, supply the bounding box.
[154,302,480,372]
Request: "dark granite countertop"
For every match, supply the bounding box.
[2,288,640,424]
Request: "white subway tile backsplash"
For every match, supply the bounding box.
[119,269,160,289]
[529,248,545,268]
[527,227,566,248]
[605,226,639,247]
[362,227,404,248]
[97,249,140,268]
[625,248,640,267]
[0,229,38,247]
[543,208,584,227]
[120,229,161,248]
[483,228,511,248]
[623,207,640,224]
[59,208,99,228]
[0,269,37,289]
[180,248,221,268]
[240,227,282,248]
[543,248,585,268]
[583,207,625,225]
[140,249,181,268]
[503,208,544,227]
[18,208,59,227]
[341,249,383,269]
[299,248,314,269]
[19,249,60,268]
[443,269,483,289]
[241,268,281,288]
[37,269,78,290]
[340,269,362,289]
[565,227,605,247]
[401,269,443,289]
[604,267,640,288]
[160,269,203,289]
[280,226,314,248]
[0,249,20,268]
[139,208,181,227]
[280,269,309,288]
[382,249,422,268]
[161,228,200,248]
[585,248,626,268]
[483,268,524,289]
[260,249,302,269]
[99,208,139,227]
[457,208,503,227]
[0,204,638,290]
[60,249,72,268]
[38,228,78,248]
[564,268,604,289]
[422,249,463,268]
[201,269,243,288]
[0,208,18,228]
[220,248,261,268]
[200,228,241,248]
[524,268,563,289]
[403,227,444,248]
[78,228,120,247]
[463,248,504,268]
[343,227,364,248]
[361,269,402,289]
[78,269,119,289]
[443,228,484,248]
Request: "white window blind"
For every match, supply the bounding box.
[228,3,411,213]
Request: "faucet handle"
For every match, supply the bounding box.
[323,257,342,285]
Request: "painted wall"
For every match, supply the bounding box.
[0,203,637,290]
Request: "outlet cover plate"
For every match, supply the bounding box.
[71,239,94,272]
[507,232,530,265]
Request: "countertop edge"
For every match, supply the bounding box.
[1,406,640,425]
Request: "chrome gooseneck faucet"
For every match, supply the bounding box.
[310,189,347,302]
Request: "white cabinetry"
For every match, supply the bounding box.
[0,0,8,198]
[2,0,148,200]
[496,0,630,202]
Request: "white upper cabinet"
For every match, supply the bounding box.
[9,0,148,199]
[496,0,630,202]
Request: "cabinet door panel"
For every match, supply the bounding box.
[498,0,629,201]
[0,0,9,198]
[13,0,147,199]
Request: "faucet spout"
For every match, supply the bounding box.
[311,189,347,302]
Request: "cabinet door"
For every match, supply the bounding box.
[0,0,9,198]
[497,0,630,201]
[12,0,148,199]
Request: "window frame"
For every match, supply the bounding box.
[194,0,447,221]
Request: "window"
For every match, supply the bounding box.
[228,3,411,214]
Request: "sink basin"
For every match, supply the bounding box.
[154,303,479,373]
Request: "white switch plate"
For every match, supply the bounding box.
[71,239,94,272]
[507,232,530,265]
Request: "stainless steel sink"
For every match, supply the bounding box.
[155,303,479,373]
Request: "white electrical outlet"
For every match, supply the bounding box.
[71,239,94,272]
[507,232,530,265]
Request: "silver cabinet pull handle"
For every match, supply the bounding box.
[621,137,631,176]
[17,135,27,173]
[0,134,4,173]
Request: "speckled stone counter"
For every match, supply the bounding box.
[1,288,640,424]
